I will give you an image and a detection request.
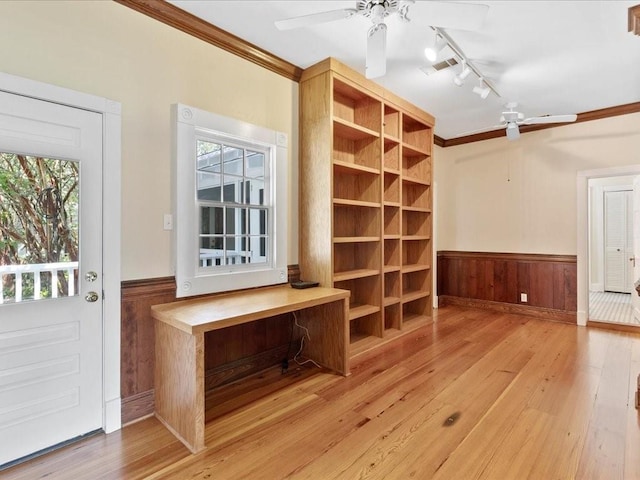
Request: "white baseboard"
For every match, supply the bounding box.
[577,310,588,327]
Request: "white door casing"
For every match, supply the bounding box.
[0,73,121,465]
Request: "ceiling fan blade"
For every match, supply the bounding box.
[506,123,520,141]
[455,124,504,137]
[521,114,578,125]
[274,8,357,30]
[366,23,387,79]
[408,1,489,31]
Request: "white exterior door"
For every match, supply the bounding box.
[604,190,633,293]
[0,91,103,465]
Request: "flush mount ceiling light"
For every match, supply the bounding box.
[424,34,447,62]
[453,61,471,86]
[472,78,491,99]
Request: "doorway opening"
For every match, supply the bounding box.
[587,176,638,325]
[578,165,640,327]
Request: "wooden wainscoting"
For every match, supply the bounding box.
[120,265,301,424]
[437,251,577,323]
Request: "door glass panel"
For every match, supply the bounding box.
[0,153,79,304]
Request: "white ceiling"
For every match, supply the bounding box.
[170,1,640,139]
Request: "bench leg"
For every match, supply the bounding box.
[155,320,205,453]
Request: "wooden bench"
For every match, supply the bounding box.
[151,284,350,453]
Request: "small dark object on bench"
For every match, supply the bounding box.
[290,281,319,289]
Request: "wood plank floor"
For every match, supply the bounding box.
[4,305,640,479]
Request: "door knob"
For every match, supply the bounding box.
[631,257,636,267]
[85,291,99,303]
[85,271,98,282]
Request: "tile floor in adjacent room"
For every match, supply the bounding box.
[589,290,639,325]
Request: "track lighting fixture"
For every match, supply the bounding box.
[425,27,501,99]
[472,78,491,99]
[453,61,471,86]
[424,35,447,62]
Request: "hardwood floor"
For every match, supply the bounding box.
[4,305,640,479]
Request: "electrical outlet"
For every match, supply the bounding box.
[520,293,528,303]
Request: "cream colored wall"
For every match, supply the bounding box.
[435,112,640,255]
[0,1,299,280]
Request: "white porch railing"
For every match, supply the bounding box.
[200,249,249,267]
[0,262,79,304]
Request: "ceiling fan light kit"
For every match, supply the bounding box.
[366,22,387,78]
[506,122,520,141]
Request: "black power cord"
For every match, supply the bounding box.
[282,314,295,374]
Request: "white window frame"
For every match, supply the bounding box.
[173,103,288,297]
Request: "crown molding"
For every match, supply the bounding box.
[114,0,303,82]
[439,101,640,148]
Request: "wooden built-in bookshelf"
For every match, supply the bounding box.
[299,58,434,359]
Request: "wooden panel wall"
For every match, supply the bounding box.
[120,265,301,424]
[121,277,175,424]
[437,251,577,322]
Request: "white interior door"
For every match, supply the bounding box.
[604,190,632,293]
[0,91,103,466]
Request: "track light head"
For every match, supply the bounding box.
[472,79,491,99]
[424,36,447,62]
[453,62,471,86]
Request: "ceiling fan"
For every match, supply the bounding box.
[461,103,578,140]
[274,0,490,79]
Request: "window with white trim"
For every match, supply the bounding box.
[173,104,288,297]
